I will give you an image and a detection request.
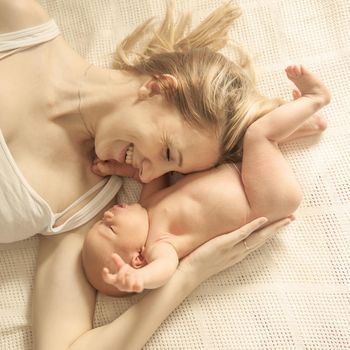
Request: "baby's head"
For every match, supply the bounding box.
[82,203,149,296]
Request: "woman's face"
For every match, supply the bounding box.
[94,96,220,183]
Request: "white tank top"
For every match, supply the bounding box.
[0,20,123,243]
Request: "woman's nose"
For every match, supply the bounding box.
[139,159,167,183]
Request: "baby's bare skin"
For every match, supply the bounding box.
[285,65,331,105]
[96,65,331,294]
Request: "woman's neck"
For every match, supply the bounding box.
[49,54,132,140]
[49,40,145,153]
[79,67,143,136]
[48,41,94,142]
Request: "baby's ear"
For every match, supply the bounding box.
[131,247,146,269]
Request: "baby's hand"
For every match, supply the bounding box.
[285,65,331,107]
[92,158,140,180]
[102,253,144,293]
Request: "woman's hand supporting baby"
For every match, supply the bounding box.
[102,217,292,294]
[178,217,292,283]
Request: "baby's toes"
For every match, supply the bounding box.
[285,65,296,78]
[313,114,328,131]
[292,88,301,100]
[132,280,143,293]
[286,64,302,79]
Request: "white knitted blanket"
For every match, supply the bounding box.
[1,0,349,349]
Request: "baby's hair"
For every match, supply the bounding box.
[114,1,283,163]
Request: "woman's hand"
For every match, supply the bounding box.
[178,217,292,283]
[91,158,140,180]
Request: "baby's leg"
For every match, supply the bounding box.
[285,65,331,106]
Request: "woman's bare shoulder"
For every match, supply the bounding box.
[0,0,49,34]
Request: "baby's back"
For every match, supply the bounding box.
[147,164,251,257]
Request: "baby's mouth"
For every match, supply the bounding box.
[125,144,134,165]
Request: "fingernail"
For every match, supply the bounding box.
[258,217,268,225]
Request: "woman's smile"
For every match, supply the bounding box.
[125,145,134,165]
[117,144,133,163]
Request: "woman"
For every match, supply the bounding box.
[0,1,324,349]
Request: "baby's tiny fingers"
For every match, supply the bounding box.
[133,281,143,293]
[102,267,112,277]
[102,268,116,284]
[111,253,126,269]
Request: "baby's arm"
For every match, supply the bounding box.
[103,242,179,293]
[242,65,331,221]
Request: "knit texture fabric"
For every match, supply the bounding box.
[0,0,349,349]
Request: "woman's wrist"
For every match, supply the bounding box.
[177,259,209,287]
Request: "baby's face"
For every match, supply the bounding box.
[85,203,149,265]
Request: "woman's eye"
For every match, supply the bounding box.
[166,147,171,161]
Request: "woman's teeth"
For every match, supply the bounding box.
[125,145,134,164]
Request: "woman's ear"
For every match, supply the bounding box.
[138,74,178,99]
[130,247,146,269]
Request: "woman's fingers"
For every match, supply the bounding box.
[179,217,293,283]
[216,217,268,248]
[242,217,292,252]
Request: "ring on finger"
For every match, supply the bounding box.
[243,240,250,251]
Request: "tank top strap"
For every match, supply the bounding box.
[56,178,109,218]
[0,19,60,60]
[50,176,123,233]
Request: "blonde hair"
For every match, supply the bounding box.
[114,1,283,163]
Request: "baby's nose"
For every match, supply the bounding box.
[103,210,114,221]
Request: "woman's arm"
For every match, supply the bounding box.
[33,216,290,350]
[33,227,96,350]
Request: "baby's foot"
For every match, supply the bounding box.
[285,65,331,107]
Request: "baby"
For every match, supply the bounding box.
[82,65,330,296]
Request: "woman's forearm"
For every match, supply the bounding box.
[34,217,285,350]
[78,218,289,350]
[33,227,200,350]
[70,269,197,350]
